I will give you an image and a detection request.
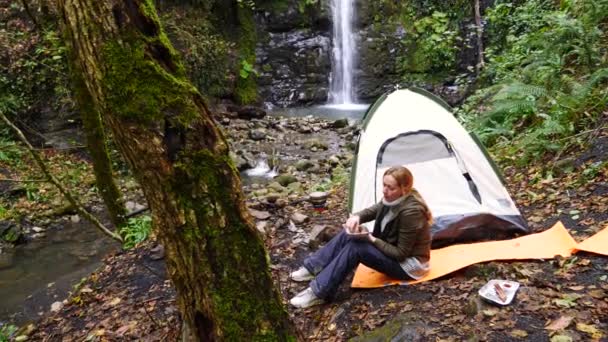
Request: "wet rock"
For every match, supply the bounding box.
[50,301,64,312]
[230,151,252,171]
[31,233,46,239]
[286,182,302,194]
[331,118,349,129]
[305,139,329,151]
[235,106,267,120]
[275,198,288,207]
[267,181,285,192]
[248,209,271,220]
[249,129,267,141]
[264,193,280,203]
[276,174,297,187]
[328,155,341,166]
[295,159,314,171]
[253,188,269,197]
[298,125,312,134]
[256,221,268,234]
[32,226,45,233]
[290,212,308,224]
[0,221,23,244]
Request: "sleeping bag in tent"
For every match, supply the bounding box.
[349,87,529,247]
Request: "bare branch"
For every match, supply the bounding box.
[0,111,122,242]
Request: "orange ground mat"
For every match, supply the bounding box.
[575,225,608,256]
[351,221,578,288]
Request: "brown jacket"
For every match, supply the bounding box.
[354,191,431,263]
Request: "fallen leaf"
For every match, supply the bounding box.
[483,309,498,317]
[550,334,573,342]
[510,329,528,338]
[545,316,573,331]
[588,289,605,299]
[576,323,603,339]
[109,297,121,306]
[567,286,584,291]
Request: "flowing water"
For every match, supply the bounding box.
[269,104,369,121]
[329,0,358,105]
[0,220,118,325]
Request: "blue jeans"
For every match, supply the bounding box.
[303,230,410,300]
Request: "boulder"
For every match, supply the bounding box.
[248,129,267,141]
[290,212,308,224]
[248,209,271,220]
[236,106,267,120]
[331,118,349,129]
[305,139,329,151]
[0,221,23,244]
[295,159,314,171]
[275,174,297,187]
[351,314,428,342]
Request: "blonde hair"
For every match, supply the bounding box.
[384,166,413,193]
[384,166,433,224]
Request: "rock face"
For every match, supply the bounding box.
[254,0,491,107]
[255,1,332,107]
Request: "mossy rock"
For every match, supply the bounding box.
[305,139,329,151]
[295,160,314,171]
[267,181,285,192]
[0,221,23,244]
[350,314,427,342]
[275,175,297,187]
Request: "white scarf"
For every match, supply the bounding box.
[380,195,406,233]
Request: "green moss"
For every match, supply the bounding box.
[102,0,197,125]
[102,38,197,124]
[234,4,258,105]
[172,150,293,340]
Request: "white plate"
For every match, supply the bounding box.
[478,279,520,305]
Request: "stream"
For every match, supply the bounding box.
[0,104,369,328]
[0,219,118,326]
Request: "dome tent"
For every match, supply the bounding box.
[349,87,528,247]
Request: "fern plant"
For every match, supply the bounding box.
[459,0,608,160]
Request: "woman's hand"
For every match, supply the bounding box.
[344,215,361,233]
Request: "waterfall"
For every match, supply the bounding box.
[328,0,356,105]
[245,157,278,178]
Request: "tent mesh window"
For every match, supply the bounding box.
[376,130,482,204]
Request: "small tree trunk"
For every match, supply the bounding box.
[474,0,485,73]
[73,71,127,229]
[56,0,295,340]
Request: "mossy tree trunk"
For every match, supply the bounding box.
[73,69,127,229]
[55,0,295,340]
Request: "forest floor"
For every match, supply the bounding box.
[19,113,608,341]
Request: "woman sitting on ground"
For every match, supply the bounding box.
[289,166,433,308]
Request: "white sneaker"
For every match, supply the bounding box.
[289,287,324,308]
[290,266,314,282]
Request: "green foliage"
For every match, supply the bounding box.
[399,10,460,74]
[239,59,258,79]
[119,215,152,249]
[234,4,258,104]
[162,8,233,97]
[313,165,349,192]
[0,137,23,166]
[297,0,318,13]
[459,0,608,161]
[0,26,72,120]
[0,324,17,342]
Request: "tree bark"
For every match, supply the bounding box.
[474,0,485,72]
[55,0,295,340]
[72,69,127,229]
